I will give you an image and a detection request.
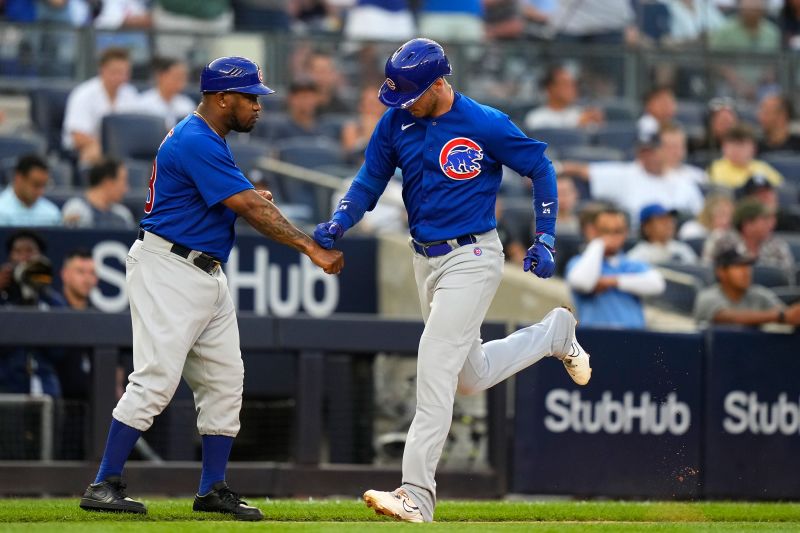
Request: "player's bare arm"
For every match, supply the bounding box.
[223,189,344,274]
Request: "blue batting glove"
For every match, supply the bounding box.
[313,221,344,249]
[523,235,556,278]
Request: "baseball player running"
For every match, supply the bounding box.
[79,56,343,520]
[314,39,591,523]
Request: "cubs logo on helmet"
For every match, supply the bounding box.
[439,137,484,180]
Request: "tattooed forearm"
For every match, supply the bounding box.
[246,201,314,254]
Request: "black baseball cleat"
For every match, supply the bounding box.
[193,481,264,521]
[79,475,147,514]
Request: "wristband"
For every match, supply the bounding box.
[778,309,785,323]
[536,233,555,249]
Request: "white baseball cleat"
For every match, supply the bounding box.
[562,340,591,386]
[363,488,424,523]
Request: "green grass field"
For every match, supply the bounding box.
[1,499,799,532]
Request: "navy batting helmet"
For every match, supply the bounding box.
[200,56,274,95]
[379,38,452,109]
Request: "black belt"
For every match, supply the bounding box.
[137,228,221,275]
[412,234,477,258]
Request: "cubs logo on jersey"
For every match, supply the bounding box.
[439,137,483,180]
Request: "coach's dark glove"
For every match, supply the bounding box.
[523,233,556,279]
[313,221,345,250]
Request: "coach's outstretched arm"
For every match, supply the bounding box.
[224,189,344,274]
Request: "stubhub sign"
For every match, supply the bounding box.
[544,390,691,436]
[513,328,705,498]
[514,326,800,499]
[0,228,377,316]
[705,329,800,499]
[723,391,800,436]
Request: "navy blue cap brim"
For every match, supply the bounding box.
[204,83,275,96]
[234,83,275,96]
[378,81,424,109]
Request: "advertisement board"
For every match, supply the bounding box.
[0,228,376,315]
[513,328,705,498]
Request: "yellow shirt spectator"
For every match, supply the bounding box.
[709,124,784,189]
[708,158,784,189]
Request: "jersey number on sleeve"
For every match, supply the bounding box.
[144,160,157,214]
[144,129,173,214]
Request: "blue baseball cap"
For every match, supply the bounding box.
[200,56,274,95]
[639,203,677,224]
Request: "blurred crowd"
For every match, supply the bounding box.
[4,0,800,52]
[1,0,800,401]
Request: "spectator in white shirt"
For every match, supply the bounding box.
[628,203,699,264]
[524,65,604,130]
[559,131,705,227]
[135,58,196,129]
[661,123,708,185]
[663,0,726,44]
[62,47,139,164]
[94,0,151,29]
[637,86,678,138]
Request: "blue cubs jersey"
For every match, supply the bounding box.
[140,114,253,262]
[355,92,552,243]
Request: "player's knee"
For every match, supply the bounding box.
[456,378,482,396]
[548,306,573,324]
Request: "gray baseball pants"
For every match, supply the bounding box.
[400,230,576,521]
[113,231,244,437]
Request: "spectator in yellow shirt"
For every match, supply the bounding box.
[708,124,783,189]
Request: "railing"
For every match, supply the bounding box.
[0,308,509,497]
[0,21,796,108]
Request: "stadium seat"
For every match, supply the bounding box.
[560,145,625,162]
[598,100,638,122]
[555,233,585,277]
[526,128,589,152]
[761,154,800,186]
[655,267,703,314]
[275,137,343,169]
[687,149,714,171]
[263,93,287,112]
[591,122,638,155]
[252,113,286,141]
[0,134,46,161]
[29,87,71,154]
[752,265,791,288]
[101,114,167,161]
[775,233,800,262]
[274,137,344,221]
[772,286,800,305]
[124,158,156,190]
[675,100,706,130]
[318,114,350,142]
[681,237,706,257]
[227,140,268,178]
[0,135,47,184]
[777,182,799,208]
